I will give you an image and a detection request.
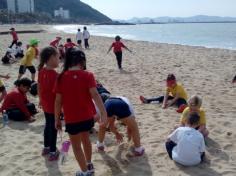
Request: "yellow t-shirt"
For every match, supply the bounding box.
[0,79,4,87]
[180,107,206,126]
[166,83,187,100]
[20,47,36,66]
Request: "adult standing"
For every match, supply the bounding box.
[76,28,83,48]
[9,28,18,48]
[83,26,90,49]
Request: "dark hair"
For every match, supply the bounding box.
[187,112,200,126]
[58,47,86,80]
[115,35,121,41]
[38,46,58,71]
[167,74,176,81]
[78,28,80,31]
[84,26,87,30]
[67,38,72,43]
[16,78,32,87]
[17,41,22,46]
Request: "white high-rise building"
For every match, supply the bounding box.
[54,7,70,19]
[7,0,34,13]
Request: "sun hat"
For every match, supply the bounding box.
[29,39,40,46]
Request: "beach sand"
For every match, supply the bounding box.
[0,25,236,176]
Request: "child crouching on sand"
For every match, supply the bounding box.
[166,112,205,166]
[0,78,37,122]
[38,46,60,161]
[179,95,209,137]
[54,48,107,176]
[96,94,145,156]
[140,74,188,113]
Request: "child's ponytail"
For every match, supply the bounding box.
[38,46,58,71]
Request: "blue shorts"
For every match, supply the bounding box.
[105,98,131,120]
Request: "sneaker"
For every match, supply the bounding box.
[48,151,59,161]
[139,96,148,104]
[87,163,94,174]
[96,141,105,152]
[41,147,50,156]
[133,147,145,156]
[75,171,92,176]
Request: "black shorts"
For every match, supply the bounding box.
[0,86,6,92]
[19,65,36,74]
[65,119,94,135]
[77,40,82,45]
[105,98,131,120]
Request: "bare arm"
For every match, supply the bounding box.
[108,118,123,143]
[107,45,113,54]
[162,92,169,109]
[89,87,107,125]
[55,93,62,131]
[124,45,132,52]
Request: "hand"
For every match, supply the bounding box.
[115,132,123,143]
[162,103,168,109]
[55,118,62,131]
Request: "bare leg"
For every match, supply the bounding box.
[69,134,88,172]
[81,132,92,163]
[98,125,106,143]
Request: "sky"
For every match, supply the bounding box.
[81,0,236,20]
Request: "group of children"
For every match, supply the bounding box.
[1,28,236,175]
[139,73,209,166]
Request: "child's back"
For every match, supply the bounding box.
[169,126,205,166]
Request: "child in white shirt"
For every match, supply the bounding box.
[166,112,205,166]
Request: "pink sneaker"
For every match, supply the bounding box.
[48,151,59,161]
[41,147,50,156]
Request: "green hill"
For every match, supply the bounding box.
[35,0,112,23]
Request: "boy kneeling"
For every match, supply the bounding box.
[166,112,205,166]
[0,78,37,122]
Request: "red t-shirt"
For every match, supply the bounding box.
[55,70,96,124]
[38,68,58,114]
[64,42,76,50]
[112,41,125,53]
[11,31,18,41]
[50,39,60,48]
[0,88,30,118]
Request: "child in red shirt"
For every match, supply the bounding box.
[50,37,62,48]
[107,35,132,70]
[9,28,18,48]
[0,78,37,122]
[38,46,60,161]
[54,48,107,176]
[64,38,77,52]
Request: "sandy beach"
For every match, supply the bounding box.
[0,25,236,176]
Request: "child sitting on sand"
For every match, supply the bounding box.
[38,46,60,161]
[0,78,37,122]
[54,48,107,176]
[107,35,132,70]
[140,74,188,113]
[166,112,205,166]
[17,39,40,82]
[179,95,209,137]
[0,74,10,103]
[96,94,145,156]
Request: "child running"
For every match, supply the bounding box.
[38,46,60,161]
[166,112,205,166]
[140,74,188,113]
[0,78,37,122]
[96,94,145,156]
[54,48,107,176]
[0,74,10,103]
[9,28,18,48]
[17,39,40,82]
[179,95,209,137]
[107,35,132,70]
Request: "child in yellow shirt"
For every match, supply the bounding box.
[17,39,39,82]
[0,74,10,103]
[180,95,209,137]
[140,74,188,113]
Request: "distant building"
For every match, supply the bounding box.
[54,7,70,19]
[7,0,34,13]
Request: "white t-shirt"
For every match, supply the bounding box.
[83,30,90,39]
[76,31,83,41]
[168,127,205,166]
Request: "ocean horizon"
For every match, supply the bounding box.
[53,23,236,50]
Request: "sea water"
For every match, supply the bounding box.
[53,23,236,50]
